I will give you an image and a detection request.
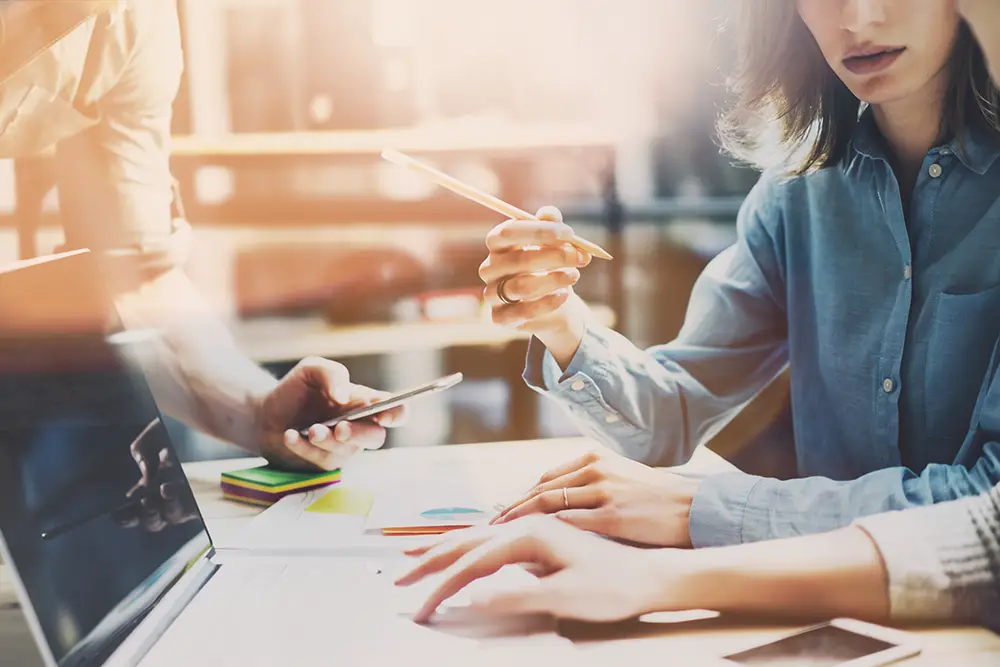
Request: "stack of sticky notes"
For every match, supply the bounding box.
[220,465,341,507]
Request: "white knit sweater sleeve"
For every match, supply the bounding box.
[854,484,1000,624]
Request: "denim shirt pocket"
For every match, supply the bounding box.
[923,282,1000,447]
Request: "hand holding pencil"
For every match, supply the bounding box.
[381,149,605,367]
[381,149,612,261]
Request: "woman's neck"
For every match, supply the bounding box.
[871,71,949,207]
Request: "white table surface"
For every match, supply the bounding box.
[181,437,1000,666]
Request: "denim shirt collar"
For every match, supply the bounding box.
[851,105,1000,175]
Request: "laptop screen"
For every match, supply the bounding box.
[0,330,210,667]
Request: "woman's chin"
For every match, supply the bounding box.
[845,77,912,106]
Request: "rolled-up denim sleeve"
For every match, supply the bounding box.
[524,173,790,468]
[690,437,1000,547]
[56,0,183,255]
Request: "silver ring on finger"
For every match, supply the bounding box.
[497,276,520,305]
[562,487,570,509]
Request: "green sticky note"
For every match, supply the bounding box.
[306,488,374,516]
[222,465,338,488]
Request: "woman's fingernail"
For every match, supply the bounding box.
[577,251,588,265]
[310,426,328,443]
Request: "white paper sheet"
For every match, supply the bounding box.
[222,458,517,557]
[140,559,577,667]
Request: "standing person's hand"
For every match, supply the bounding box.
[479,206,592,368]
[257,357,406,471]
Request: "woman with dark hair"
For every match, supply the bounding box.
[398,0,1000,626]
[473,0,1000,550]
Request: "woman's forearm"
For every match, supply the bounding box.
[534,293,589,369]
[659,527,890,620]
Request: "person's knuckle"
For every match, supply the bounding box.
[498,221,521,240]
[478,257,493,281]
[512,249,535,273]
[491,306,513,326]
[548,291,570,308]
[526,297,552,318]
[543,492,562,512]
[604,508,623,533]
[300,355,324,368]
[585,464,604,482]
[561,244,578,265]
[516,301,542,321]
[536,226,560,244]
[485,225,504,248]
[583,450,601,465]
[595,484,612,505]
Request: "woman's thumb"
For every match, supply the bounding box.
[535,205,564,223]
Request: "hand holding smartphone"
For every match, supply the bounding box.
[298,373,463,437]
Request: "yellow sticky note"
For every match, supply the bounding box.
[305,488,374,516]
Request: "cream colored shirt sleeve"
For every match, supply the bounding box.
[56,0,183,255]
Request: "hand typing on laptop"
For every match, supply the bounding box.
[395,515,666,624]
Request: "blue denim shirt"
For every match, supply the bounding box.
[524,110,1000,547]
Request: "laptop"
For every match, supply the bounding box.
[0,279,570,667]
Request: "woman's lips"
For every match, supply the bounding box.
[843,47,906,76]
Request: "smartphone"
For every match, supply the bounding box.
[722,619,920,667]
[298,373,463,436]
